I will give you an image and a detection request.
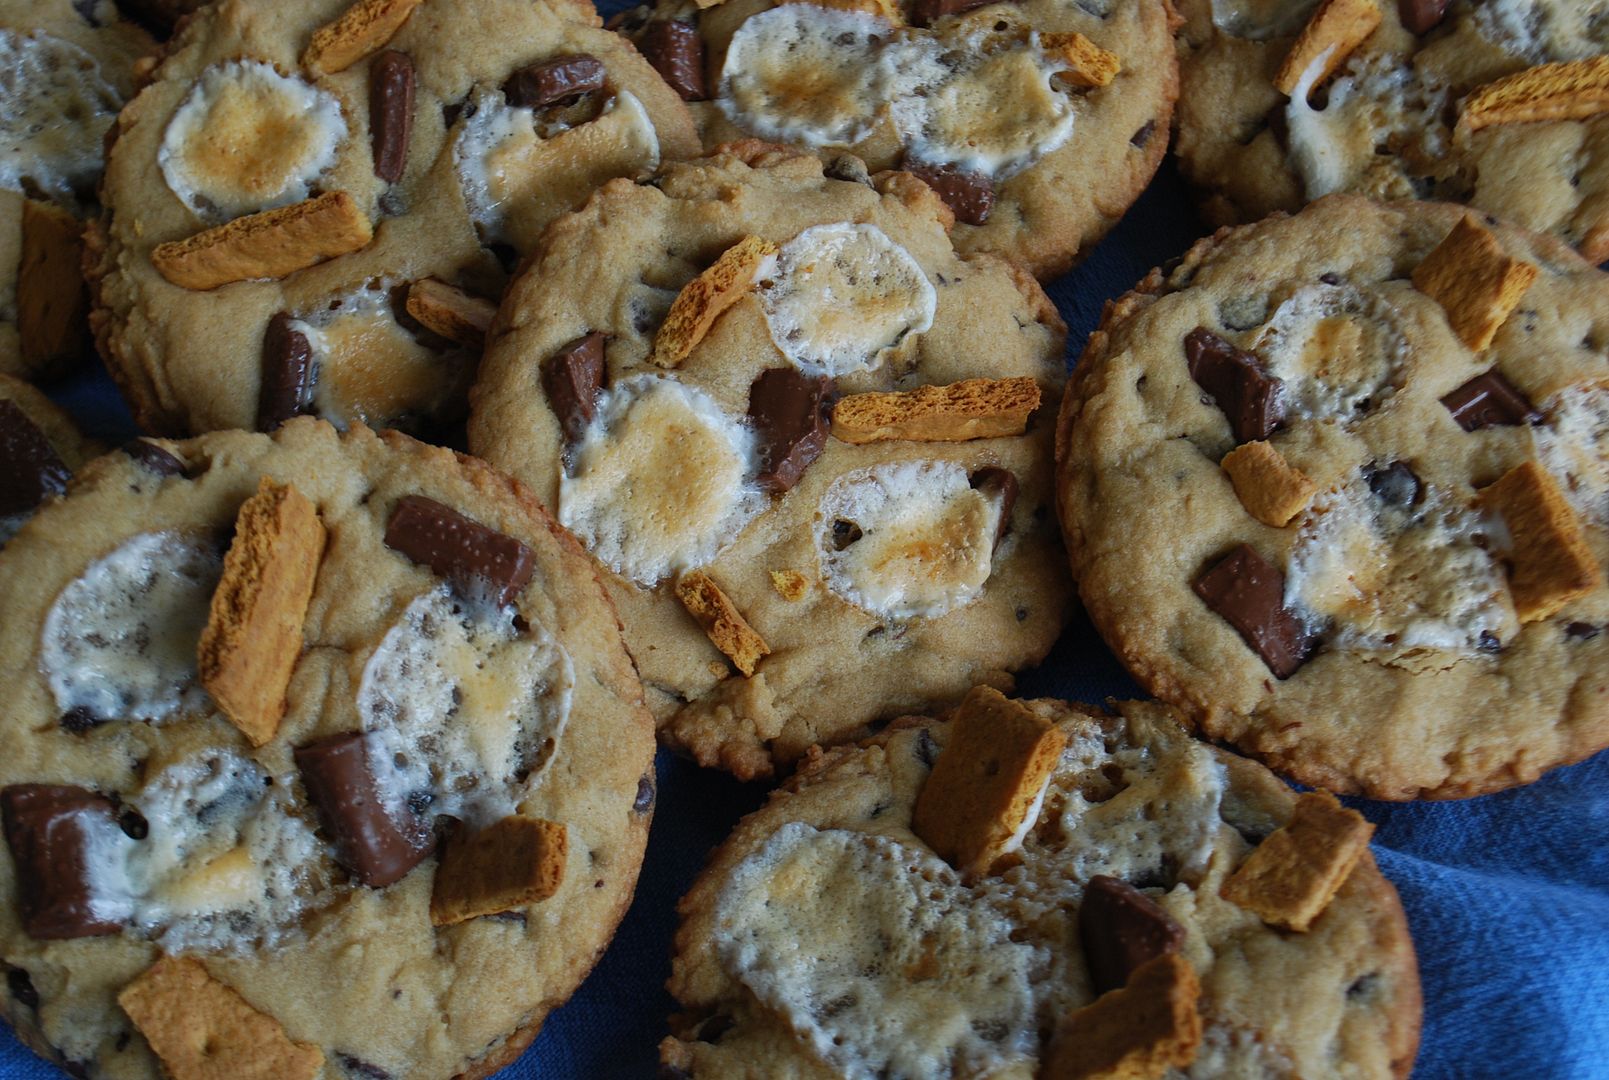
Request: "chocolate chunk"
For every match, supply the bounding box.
[295,733,434,888]
[909,0,992,26]
[633,775,655,815]
[257,312,315,432]
[0,400,69,518]
[1566,622,1600,641]
[970,466,1018,542]
[1130,120,1156,148]
[504,54,606,108]
[1193,544,1314,679]
[542,332,608,445]
[121,439,185,477]
[748,367,831,493]
[337,1053,393,1080]
[1364,460,1422,507]
[902,161,994,226]
[117,806,148,840]
[7,967,38,1010]
[1440,370,1540,431]
[1184,327,1283,444]
[639,21,705,102]
[1078,875,1186,995]
[1397,0,1446,34]
[384,495,536,607]
[0,785,122,939]
[370,51,415,184]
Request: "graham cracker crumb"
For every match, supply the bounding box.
[649,236,778,368]
[831,377,1042,444]
[150,192,373,291]
[1042,32,1120,88]
[303,0,425,75]
[769,569,810,601]
[405,278,497,349]
[1461,55,1609,133]
[1041,954,1202,1080]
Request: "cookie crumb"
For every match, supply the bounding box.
[769,569,810,601]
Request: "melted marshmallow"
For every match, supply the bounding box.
[1251,281,1407,420]
[0,29,122,205]
[1534,384,1609,530]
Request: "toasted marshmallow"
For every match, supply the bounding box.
[1251,281,1407,420]
[0,29,123,205]
[560,374,765,586]
[159,60,347,222]
[759,223,935,376]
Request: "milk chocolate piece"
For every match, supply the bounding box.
[1,785,122,939]
[970,466,1018,541]
[748,367,831,493]
[0,401,69,517]
[1440,370,1540,431]
[1364,460,1421,507]
[257,312,315,432]
[1184,328,1283,444]
[504,54,606,108]
[370,50,415,183]
[384,495,536,607]
[1397,0,1446,34]
[910,0,993,26]
[903,161,994,225]
[295,732,433,888]
[640,21,705,101]
[1079,875,1186,995]
[1193,544,1314,679]
[122,439,185,477]
[542,331,608,445]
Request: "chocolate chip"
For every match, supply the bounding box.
[384,495,537,608]
[1193,544,1315,679]
[370,51,415,184]
[970,466,1018,542]
[831,519,862,550]
[1078,875,1186,995]
[1129,120,1156,148]
[59,706,104,734]
[504,54,606,108]
[1478,630,1502,653]
[696,1015,734,1043]
[1364,460,1422,508]
[1566,622,1600,641]
[1440,370,1540,431]
[1183,328,1283,444]
[1397,0,1446,34]
[748,367,831,493]
[337,1054,393,1080]
[1319,271,1343,285]
[0,400,70,518]
[542,332,608,446]
[257,312,315,432]
[902,161,994,226]
[639,21,705,101]
[633,774,655,815]
[117,807,148,840]
[7,968,38,1010]
[0,785,123,939]
[909,0,993,25]
[915,727,938,767]
[1347,972,1381,1000]
[121,439,185,477]
[295,733,434,888]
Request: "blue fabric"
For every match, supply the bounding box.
[3,125,1606,1080]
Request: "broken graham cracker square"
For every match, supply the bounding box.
[430,816,568,927]
[1041,32,1120,89]
[303,0,425,75]
[1273,0,1382,97]
[18,200,87,378]
[1220,440,1317,528]
[405,278,498,349]
[1477,460,1603,622]
[1221,790,1373,932]
[675,570,771,677]
[198,478,325,746]
[911,686,1067,879]
[649,235,778,368]
[119,956,324,1080]
[150,191,374,291]
[1461,55,1609,133]
[1041,954,1202,1080]
[1411,214,1538,352]
[831,377,1042,444]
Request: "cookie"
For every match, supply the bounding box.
[0,418,655,1079]
[609,0,1179,277]
[87,0,699,437]
[469,144,1071,780]
[1175,0,1609,261]
[661,689,1421,1078]
[1056,195,1609,799]
[0,373,100,546]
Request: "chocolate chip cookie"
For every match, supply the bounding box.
[1058,194,1609,799]
[1176,0,1609,262]
[88,0,700,437]
[610,0,1178,278]
[0,418,654,1079]
[0,373,100,546]
[470,143,1071,781]
[662,688,1421,1078]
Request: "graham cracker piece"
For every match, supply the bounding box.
[1461,56,1609,133]
[18,200,87,378]
[675,570,770,677]
[150,191,374,291]
[118,956,324,1080]
[1041,954,1202,1080]
[303,0,425,75]
[911,686,1067,878]
[405,278,497,349]
[1220,440,1317,527]
[649,235,778,368]
[198,478,325,746]
[1411,214,1537,352]
[831,377,1042,444]
[1221,790,1373,932]
[1273,0,1382,97]
[430,816,568,927]
[1041,32,1121,89]
[769,568,810,601]
[1476,460,1603,622]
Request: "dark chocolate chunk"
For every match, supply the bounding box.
[1364,460,1422,508]
[116,806,148,841]
[633,774,655,815]
[295,733,434,888]
[1566,622,1600,641]
[1129,119,1156,148]
[1193,544,1315,679]
[542,332,608,445]
[1478,630,1502,653]
[1078,875,1186,995]
[504,54,606,108]
[257,312,315,432]
[7,967,38,1010]
[903,161,994,226]
[370,51,415,184]
[384,495,536,607]
[121,439,185,477]
[1184,328,1283,444]
[748,367,831,493]
[0,785,122,939]
[1397,0,1446,34]
[0,400,70,518]
[1440,370,1541,431]
[970,466,1018,542]
[58,707,103,734]
[337,1053,393,1080]
[639,21,706,101]
[910,0,992,26]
